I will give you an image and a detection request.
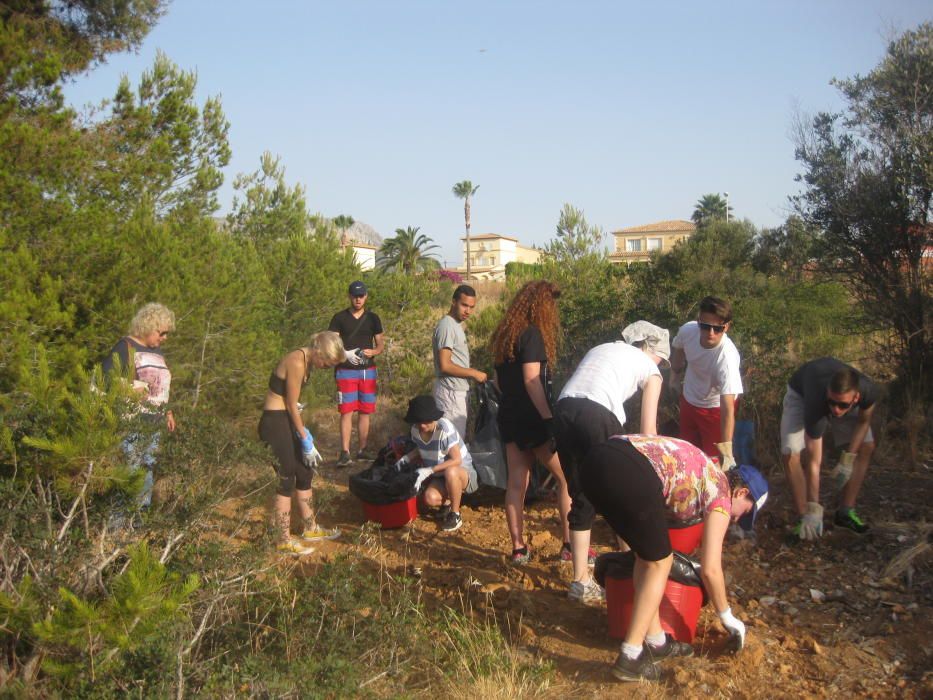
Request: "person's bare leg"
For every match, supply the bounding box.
[358,413,371,453]
[445,467,468,513]
[534,444,572,545]
[274,494,292,542]
[783,451,808,516]
[840,441,874,509]
[339,412,353,453]
[505,444,532,550]
[571,529,594,583]
[295,488,315,528]
[422,483,444,509]
[624,555,673,647]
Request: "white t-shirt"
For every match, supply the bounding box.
[558,342,660,427]
[672,321,743,409]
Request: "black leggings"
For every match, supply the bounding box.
[579,438,672,562]
[554,397,624,531]
[259,410,313,496]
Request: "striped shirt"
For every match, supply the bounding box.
[410,417,474,472]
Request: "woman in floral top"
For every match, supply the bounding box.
[579,434,768,682]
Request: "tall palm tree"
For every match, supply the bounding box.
[691,193,732,227]
[332,214,355,245]
[378,226,441,273]
[452,180,479,280]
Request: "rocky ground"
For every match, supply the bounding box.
[218,409,933,697]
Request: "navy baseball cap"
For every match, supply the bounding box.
[737,464,769,531]
[348,281,367,297]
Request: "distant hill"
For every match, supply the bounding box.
[343,221,383,248]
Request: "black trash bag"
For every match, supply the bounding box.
[349,435,420,506]
[594,551,708,605]
[469,382,507,489]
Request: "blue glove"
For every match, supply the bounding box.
[296,428,323,469]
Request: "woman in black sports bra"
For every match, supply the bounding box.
[259,331,346,555]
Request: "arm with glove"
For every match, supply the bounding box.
[296,427,323,469]
[700,510,747,650]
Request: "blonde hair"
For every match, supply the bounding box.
[129,303,176,337]
[307,331,345,366]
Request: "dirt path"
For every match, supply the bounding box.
[221,411,933,697]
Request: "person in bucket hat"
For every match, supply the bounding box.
[575,435,767,682]
[394,395,479,532]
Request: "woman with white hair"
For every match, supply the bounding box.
[552,321,671,604]
[102,303,177,517]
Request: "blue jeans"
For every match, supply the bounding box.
[122,430,160,508]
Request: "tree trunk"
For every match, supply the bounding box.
[464,198,471,281]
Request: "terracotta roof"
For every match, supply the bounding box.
[611,220,695,234]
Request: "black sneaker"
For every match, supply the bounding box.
[336,450,352,468]
[355,448,371,461]
[834,508,870,534]
[610,651,661,682]
[645,633,694,660]
[440,511,462,532]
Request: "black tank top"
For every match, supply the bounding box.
[268,349,309,397]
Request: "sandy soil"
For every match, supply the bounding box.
[218,409,933,697]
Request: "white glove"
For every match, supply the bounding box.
[798,501,824,540]
[296,428,323,470]
[413,467,434,492]
[344,348,365,366]
[718,607,746,650]
[829,451,855,489]
[715,441,736,471]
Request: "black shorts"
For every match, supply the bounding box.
[259,410,313,496]
[497,411,549,451]
[553,397,624,531]
[579,438,671,562]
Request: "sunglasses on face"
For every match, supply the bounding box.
[158,331,170,338]
[827,398,854,410]
[698,321,727,334]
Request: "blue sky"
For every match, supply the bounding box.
[64,1,931,265]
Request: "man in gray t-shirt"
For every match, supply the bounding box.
[432,284,487,438]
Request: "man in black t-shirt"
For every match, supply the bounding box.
[328,281,385,466]
[779,357,879,539]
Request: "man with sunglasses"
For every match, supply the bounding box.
[329,281,385,467]
[670,297,743,469]
[780,357,878,539]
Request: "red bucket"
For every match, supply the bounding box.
[361,497,418,528]
[605,575,704,642]
[667,521,704,554]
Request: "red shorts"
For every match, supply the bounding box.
[335,368,377,414]
[678,395,721,457]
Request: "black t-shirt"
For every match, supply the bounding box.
[495,326,550,418]
[328,309,383,369]
[787,357,879,438]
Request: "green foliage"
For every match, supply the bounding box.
[227,151,309,245]
[33,542,198,682]
[794,22,933,407]
[691,192,732,226]
[378,225,441,273]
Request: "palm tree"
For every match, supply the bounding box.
[452,180,479,280]
[332,214,355,245]
[691,193,732,227]
[378,226,441,273]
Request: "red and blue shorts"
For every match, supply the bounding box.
[336,367,377,414]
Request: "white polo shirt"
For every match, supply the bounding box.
[672,321,743,409]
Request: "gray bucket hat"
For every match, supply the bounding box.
[622,321,671,368]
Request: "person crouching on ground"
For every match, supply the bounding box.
[395,395,479,533]
[578,435,768,682]
[259,331,345,556]
[490,280,571,565]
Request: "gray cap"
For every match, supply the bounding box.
[622,321,671,368]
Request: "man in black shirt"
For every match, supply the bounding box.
[780,357,879,539]
[328,281,385,466]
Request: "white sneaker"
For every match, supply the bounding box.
[276,537,315,556]
[568,578,605,604]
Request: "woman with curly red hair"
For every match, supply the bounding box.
[491,280,571,564]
